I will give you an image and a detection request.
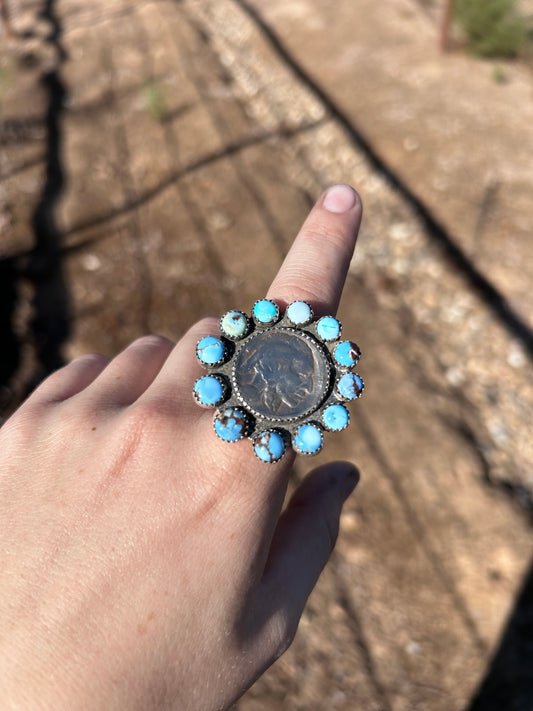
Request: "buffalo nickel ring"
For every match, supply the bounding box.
[193,300,364,463]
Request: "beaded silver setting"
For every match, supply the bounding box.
[193,300,364,462]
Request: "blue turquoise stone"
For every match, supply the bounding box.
[253,299,279,324]
[214,407,249,442]
[334,340,361,367]
[253,430,286,463]
[316,316,341,341]
[322,404,349,431]
[220,311,249,339]
[196,336,226,366]
[337,373,364,400]
[286,301,313,326]
[293,424,323,455]
[193,375,226,407]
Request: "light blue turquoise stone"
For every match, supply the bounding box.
[221,310,248,339]
[214,408,248,442]
[254,431,286,462]
[196,336,225,365]
[316,316,341,341]
[334,341,360,367]
[337,373,364,400]
[287,301,312,325]
[253,299,279,324]
[293,424,323,454]
[193,375,225,406]
[322,404,349,431]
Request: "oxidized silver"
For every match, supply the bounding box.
[193,300,364,461]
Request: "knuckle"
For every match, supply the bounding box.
[268,608,299,661]
[270,279,319,308]
[190,317,221,338]
[123,396,177,433]
[30,354,107,398]
[73,352,109,366]
[54,397,101,429]
[130,334,174,351]
[0,400,48,443]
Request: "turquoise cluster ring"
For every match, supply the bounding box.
[193,299,364,463]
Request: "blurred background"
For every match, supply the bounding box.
[1,0,533,709]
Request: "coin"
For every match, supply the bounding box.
[232,328,331,420]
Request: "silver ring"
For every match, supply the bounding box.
[193,300,364,463]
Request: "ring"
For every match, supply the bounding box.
[193,300,364,463]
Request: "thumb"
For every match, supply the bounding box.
[259,461,359,625]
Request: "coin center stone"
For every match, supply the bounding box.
[232,328,331,420]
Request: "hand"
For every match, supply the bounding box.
[0,184,363,711]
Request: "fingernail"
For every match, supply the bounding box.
[323,184,357,213]
[338,464,360,501]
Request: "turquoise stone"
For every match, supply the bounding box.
[253,299,279,324]
[286,301,313,326]
[316,316,341,342]
[253,430,286,463]
[293,424,323,455]
[196,336,226,365]
[337,373,364,400]
[214,407,249,442]
[220,311,248,339]
[193,375,226,407]
[322,404,349,431]
[334,340,361,367]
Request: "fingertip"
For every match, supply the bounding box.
[337,462,360,501]
[291,460,359,506]
[322,184,362,215]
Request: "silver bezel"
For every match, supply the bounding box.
[194,300,363,460]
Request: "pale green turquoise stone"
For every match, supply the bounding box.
[221,311,248,339]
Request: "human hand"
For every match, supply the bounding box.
[0,184,362,711]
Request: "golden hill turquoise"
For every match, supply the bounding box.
[193,375,227,407]
[334,341,361,367]
[337,373,364,400]
[253,430,286,462]
[252,299,279,325]
[293,424,323,455]
[322,404,349,431]
[214,407,250,442]
[192,299,364,462]
[316,316,341,341]
[196,336,226,366]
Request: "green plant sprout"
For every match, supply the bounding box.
[455,0,528,57]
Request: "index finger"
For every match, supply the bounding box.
[267,184,362,316]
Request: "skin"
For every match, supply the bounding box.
[0,184,363,711]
